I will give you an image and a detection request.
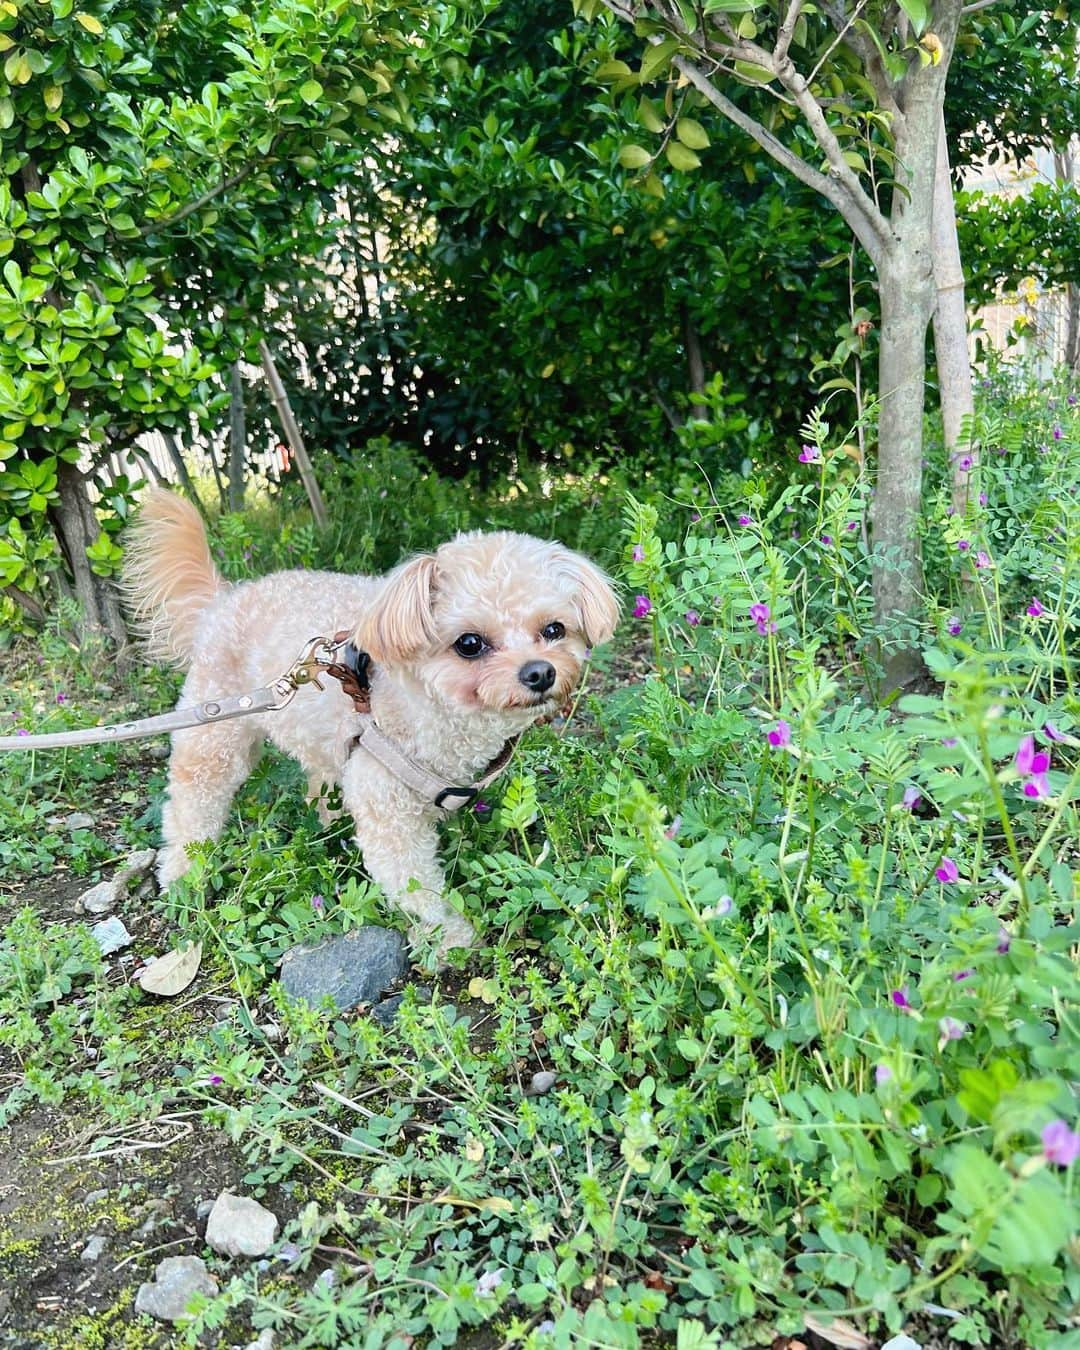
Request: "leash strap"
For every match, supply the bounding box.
[0,685,286,751]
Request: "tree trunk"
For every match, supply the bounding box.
[159,431,206,516]
[873,248,932,689]
[228,361,247,513]
[259,337,329,529]
[50,459,130,658]
[1065,284,1080,372]
[931,111,976,513]
[682,304,707,415]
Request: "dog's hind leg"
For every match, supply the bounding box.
[157,720,263,886]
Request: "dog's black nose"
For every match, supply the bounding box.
[518,660,556,694]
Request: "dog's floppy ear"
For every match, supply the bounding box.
[556,548,619,647]
[355,552,439,664]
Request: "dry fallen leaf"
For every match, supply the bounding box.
[138,941,202,997]
[803,1315,871,1350]
[465,1134,484,1162]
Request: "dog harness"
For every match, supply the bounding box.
[322,632,519,813]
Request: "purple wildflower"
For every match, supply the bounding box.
[664,814,682,840]
[891,987,911,1010]
[311,893,324,911]
[936,857,960,884]
[938,1016,967,1046]
[1042,1120,1080,1167]
[208,1074,224,1086]
[685,610,700,627]
[953,969,974,982]
[978,491,988,507]
[749,601,776,636]
[798,444,821,463]
[632,595,652,619]
[714,895,733,917]
[1016,734,1051,798]
[942,737,958,748]
[632,544,645,562]
[996,928,1011,954]
[957,454,973,472]
[473,799,490,815]
[737,513,752,527]
[14,728,28,737]
[975,551,991,569]
[1026,598,1044,617]
[901,786,922,811]
[820,534,833,546]
[846,521,859,531]
[1052,424,1063,441]
[690,512,701,523]
[957,540,970,552]
[875,1064,892,1085]
[766,720,792,749]
[947,618,962,636]
[1043,722,1066,743]
[56,692,67,704]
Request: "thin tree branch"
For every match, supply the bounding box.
[774,0,805,64]
[671,53,888,266]
[961,0,1003,13]
[138,158,261,238]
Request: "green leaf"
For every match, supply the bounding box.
[676,117,710,150]
[733,59,774,84]
[639,36,678,83]
[75,11,104,34]
[666,142,702,172]
[898,0,928,36]
[298,79,323,105]
[618,144,652,170]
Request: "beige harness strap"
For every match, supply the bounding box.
[347,721,519,813]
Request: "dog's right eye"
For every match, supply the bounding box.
[453,633,488,659]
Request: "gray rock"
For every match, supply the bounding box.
[245,1331,276,1350]
[526,1070,557,1096]
[80,878,122,915]
[882,1337,922,1350]
[147,741,170,760]
[279,927,409,1012]
[91,915,133,955]
[204,1191,280,1258]
[80,1235,108,1263]
[65,812,95,831]
[371,984,432,1028]
[118,847,157,886]
[84,1189,109,1206]
[134,1255,218,1322]
[195,1198,215,1221]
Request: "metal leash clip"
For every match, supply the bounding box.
[271,634,341,707]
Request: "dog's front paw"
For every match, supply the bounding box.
[409,911,476,961]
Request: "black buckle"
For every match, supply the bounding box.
[434,785,478,810]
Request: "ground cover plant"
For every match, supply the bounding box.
[0,369,1077,1348]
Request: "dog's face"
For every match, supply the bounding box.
[356,532,619,717]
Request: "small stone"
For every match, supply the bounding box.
[245,1331,275,1350]
[279,927,409,1013]
[195,1198,214,1221]
[91,915,132,955]
[257,1021,282,1043]
[80,1235,108,1263]
[134,1255,218,1323]
[147,741,170,760]
[371,985,433,1028]
[882,1337,922,1350]
[65,812,95,831]
[84,1189,108,1206]
[204,1191,280,1258]
[526,1071,557,1096]
[79,878,122,915]
[117,847,157,887]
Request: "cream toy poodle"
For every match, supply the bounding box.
[122,489,618,953]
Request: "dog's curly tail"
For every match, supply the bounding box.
[120,488,225,668]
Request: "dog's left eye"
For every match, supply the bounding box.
[541,622,565,641]
[453,633,488,659]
